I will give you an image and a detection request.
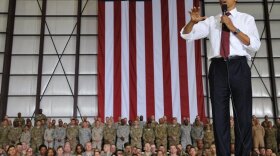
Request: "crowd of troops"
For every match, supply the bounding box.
[1,110,280,156]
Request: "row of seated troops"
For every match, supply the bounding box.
[0,110,209,153]
[1,110,280,155]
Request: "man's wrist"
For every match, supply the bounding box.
[190,20,198,25]
[233,28,241,35]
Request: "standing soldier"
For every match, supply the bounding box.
[252,119,265,150]
[261,115,270,129]
[191,116,204,147]
[203,124,214,149]
[35,109,47,123]
[181,118,192,150]
[139,115,146,129]
[150,115,157,129]
[103,118,116,146]
[54,119,66,149]
[79,121,91,147]
[265,121,277,153]
[20,125,31,146]
[0,119,10,147]
[44,122,55,148]
[31,120,44,152]
[8,121,22,145]
[116,119,130,150]
[167,117,181,147]
[155,118,167,149]
[130,120,143,149]
[13,112,25,127]
[51,119,56,129]
[26,118,33,129]
[66,118,79,151]
[162,116,168,126]
[143,122,155,145]
[92,120,103,150]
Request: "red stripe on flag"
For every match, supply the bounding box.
[97,1,105,121]
[177,0,190,119]
[129,1,137,121]
[113,1,122,121]
[195,40,206,120]
[144,1,155,120]
[161,0,173,120]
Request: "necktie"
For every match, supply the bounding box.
[220,12,231,59]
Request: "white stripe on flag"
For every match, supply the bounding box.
[104,2,114,118]
[152,0,164,121]
[185,0,198,123]
[168,0,181,122]
[121,1,130,119]
[136,2,147,119]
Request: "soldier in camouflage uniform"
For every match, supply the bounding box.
[20,125,31,146]
[167,117,181,147]
[150,115,157,129]
[8,121,22,145]
[79,121,91,146]
[31,120,44,152]
[35,109,47,123]
[191,116,204,147]
[44,122,55,148]
[13,112,25,127]
[155,118,167,149]
[139,115,146,129]
[0,119,10,148]
[66,118,79,151]
[130,120,143,149]
[26,118,33,129]
[51,119,56,129]
[181,118,192,150]
[103,118,116,145]
[265,121,277,153]
[116,119,130,150]
[54,119,66,149]
[143,122,155,145]
[176,144,187,156]
[261,115,270,129]
[203,124,214,149]
[92,120,103,150]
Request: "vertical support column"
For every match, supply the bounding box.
[35,0,47,115]
[0,0,16,120]
[73,0,82,118]
[263,0,278,119]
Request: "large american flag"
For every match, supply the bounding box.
[98,0,205,123]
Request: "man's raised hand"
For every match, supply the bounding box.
[189,7,207,24]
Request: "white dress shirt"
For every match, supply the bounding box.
[180,8,261,60]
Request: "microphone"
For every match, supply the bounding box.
[221,4,227,15]
[221,4,228,30]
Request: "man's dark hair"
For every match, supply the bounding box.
[39,144,47,150]
[124,142,131,148]
[7,145,15,152]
